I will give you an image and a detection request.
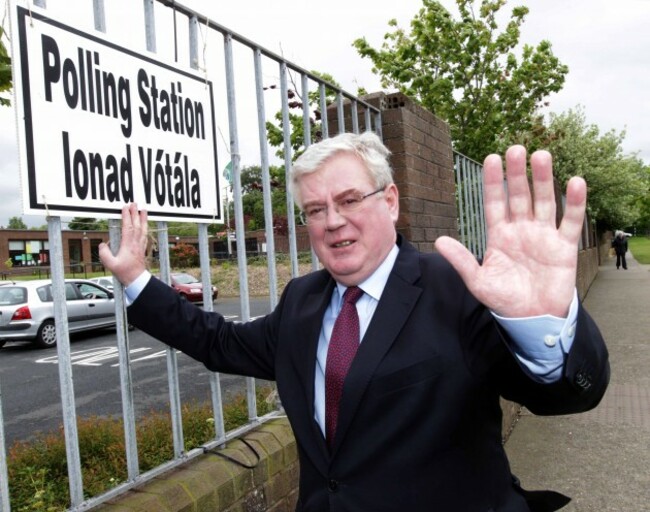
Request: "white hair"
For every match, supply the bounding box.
[290,131,394,208]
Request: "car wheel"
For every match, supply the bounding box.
[179,293,188,301]
[35,320,57,349]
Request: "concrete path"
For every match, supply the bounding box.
[505,250,650,511]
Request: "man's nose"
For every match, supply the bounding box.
[324,204,346,228]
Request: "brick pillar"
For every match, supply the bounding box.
[327,92,458,253]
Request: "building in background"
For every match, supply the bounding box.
[0,227,312,278]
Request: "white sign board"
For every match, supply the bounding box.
[9,3,221,223]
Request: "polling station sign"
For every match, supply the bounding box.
[9,3,221,222]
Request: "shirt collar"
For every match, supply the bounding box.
[335,243,400,304]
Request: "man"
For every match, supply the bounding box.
[611,230,628,269]
[99,132,609,511]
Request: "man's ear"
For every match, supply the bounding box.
[385,183,400,221]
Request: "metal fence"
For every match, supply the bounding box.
[0,0,381,510]
[452,150,597,260]
[453,151,487,260]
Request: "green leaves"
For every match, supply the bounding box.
[544,107,649,229]
[352,0,568,161]
[0,27,12,107]
[7,216,27,229]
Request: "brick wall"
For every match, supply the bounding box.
[97,419,299,512]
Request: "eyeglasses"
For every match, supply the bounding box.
[299,187,385,225]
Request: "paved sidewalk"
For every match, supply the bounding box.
[505,251,650,511]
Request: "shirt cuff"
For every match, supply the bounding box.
[491,289,579,383]
[124,270,152,306]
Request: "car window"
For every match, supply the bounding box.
[66,283,80,300]
[0,286,27,305]
[173,273,198,284]
[37,285,52,302]
[77,283,110,300]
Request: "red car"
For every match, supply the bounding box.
[170,273,218,303]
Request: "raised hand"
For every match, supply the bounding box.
[98,203,149,287]
[434,145,586,318]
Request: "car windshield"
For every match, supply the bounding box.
[0,286,27,305]
[173,273,199,285]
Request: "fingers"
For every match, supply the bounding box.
[98,204,149,286]
[121,203,148,241]
[503,145,532,222]
[129,202,147,236]
[559,176,587,242]
[98,241,114,268]
[484,146,559,228]
[530,150,556,224]
[483,145,533,227]
[434,235,480,286]
[483,153,508,227]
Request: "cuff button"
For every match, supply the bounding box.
[544,334,557,347]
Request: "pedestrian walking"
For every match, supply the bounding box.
[611,230,628,269]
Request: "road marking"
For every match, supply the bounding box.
[36,346,172,367]
[114,349,178,366]
[33,315,263,367]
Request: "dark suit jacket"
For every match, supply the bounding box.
[128,237,609,512]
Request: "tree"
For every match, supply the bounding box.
[265,71,342,160]
[544,107,650,230]
[0,27,11,107]
[170,242,198,268]
[353,0,568,160]
[632,167,650,233]
[8,216,27,229]
[236,164,293,230]
[167,222,199,236]
[240,164,285,194]
[67,217,105,231]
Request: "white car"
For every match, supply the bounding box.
[0,279,118,349]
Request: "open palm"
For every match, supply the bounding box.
[435,146,586,318]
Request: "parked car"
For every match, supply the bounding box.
[169,272,218,303]
[0,279,118,349]
[89,276,115,291]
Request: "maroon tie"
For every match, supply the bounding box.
[325,286,364,449]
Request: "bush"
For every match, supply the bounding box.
[170,243,199,268]
[7,386,277,511]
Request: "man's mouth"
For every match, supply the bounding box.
[332,240,354,248]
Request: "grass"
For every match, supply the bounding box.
[7,386,277,511]
[179,254,314,297]
[628,236,650,264]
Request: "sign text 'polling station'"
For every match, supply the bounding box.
[10,4,221,222]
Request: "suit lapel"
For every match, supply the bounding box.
[332,239,422,454]
[288,274,335,464]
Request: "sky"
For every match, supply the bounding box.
[1,0,649,227]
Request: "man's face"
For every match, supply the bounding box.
[298,152,399,286]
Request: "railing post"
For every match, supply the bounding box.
[0,382,10,511]
[48,217,84,507]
